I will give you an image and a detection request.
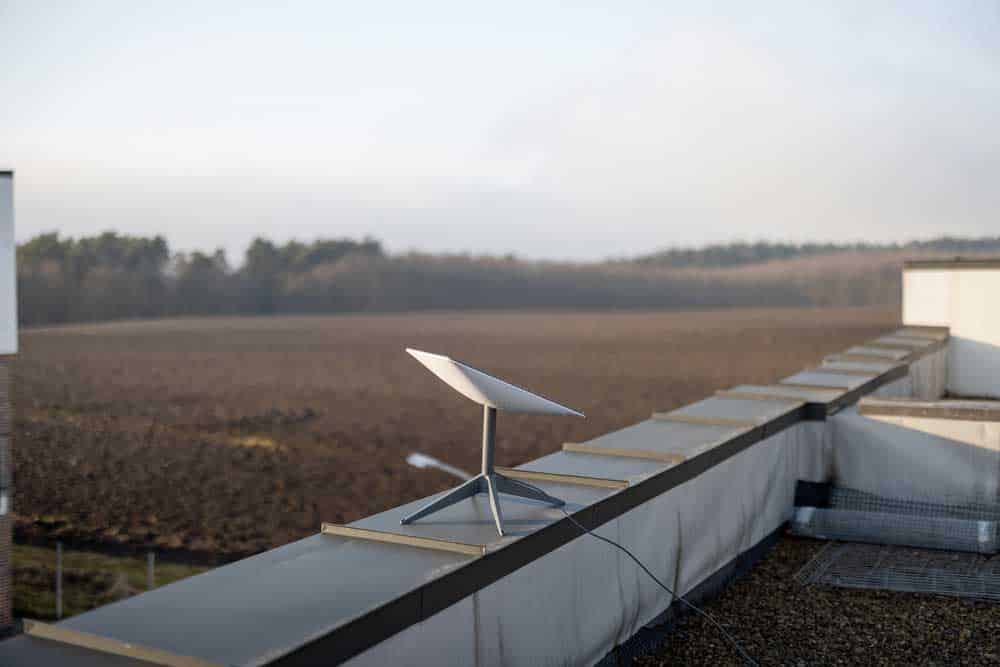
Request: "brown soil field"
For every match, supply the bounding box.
[12,306,896,561]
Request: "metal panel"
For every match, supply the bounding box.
[844,346,910,360]
[719,384,843,403]
[513,450,669,483]
[904,258,1000,269]
[581,418,749,458]
[893,326,949,341]
[781,370,873,389]
[828,352,906,364]
[493,466,629,490]
[876,335,935,347]
[864,341,924,352]
[321,524,486,556]
[562,441,688,464]
[803,366,880,378]
[650,412,761,428]
[0,635,151,666]
[353,480,612,545]
[858,398,1000,422]
[23,620,220,667]
[666,395,802,423]
[60,533,467,666]
[821,358,899,373]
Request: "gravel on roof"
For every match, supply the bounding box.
[637,535,1000,666]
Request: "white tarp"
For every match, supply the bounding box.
[873,347,947,401]
[830,407,1000,502]
[348,422,829,666]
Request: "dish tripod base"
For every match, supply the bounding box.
[400,406,565,536]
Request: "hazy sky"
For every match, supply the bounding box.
[2,2,998,261]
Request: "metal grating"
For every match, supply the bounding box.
[797,541,1000,602]
[792,507,998,554]
[827,486,1000,522]
[791,485,1000,554]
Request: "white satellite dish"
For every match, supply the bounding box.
[401,348,585,536]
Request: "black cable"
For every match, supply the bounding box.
[505,477,760,666]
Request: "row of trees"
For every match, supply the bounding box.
[16,233,384,324]
[633,238,1000,268]
[18,231,996,326]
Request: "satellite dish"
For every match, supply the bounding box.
[401,348,585,536]
[405,349,584,416]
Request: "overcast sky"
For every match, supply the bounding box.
[2,2,998,262]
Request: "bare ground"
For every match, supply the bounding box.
[13,307,896,559]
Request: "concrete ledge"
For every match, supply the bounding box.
[858,397,1000,422]
[904,258,1000,270]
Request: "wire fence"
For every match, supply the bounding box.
[797,541,1000,602]
[12,541,206,621]
[791,485,1000,554]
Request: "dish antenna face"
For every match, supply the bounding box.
[401,349,584,536]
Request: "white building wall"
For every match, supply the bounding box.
[0,172,14,355]
[902,269,953,327]
[830,407,1000,502]
[949,270,1000,399]
[903,266,1000,399]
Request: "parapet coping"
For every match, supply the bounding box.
[858,397,1000,422]
[904,258,1000,270]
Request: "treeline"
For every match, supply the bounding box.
[15,231,999,326]
[633,238,1000,268]
[17,233,383,324]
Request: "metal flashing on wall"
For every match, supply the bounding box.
[321,524,486,556]
[845,346,910,360]
[804,367,881,378]
[892,326,949,340]
[493,466,629,490]
[23,620,220,667]
[778,381,853,391]
[857,398,1000,422]
[904,257,1000,270]
[865,341,925,352]
[828,353,905,364]
[649,412,762,428]
[562,441,688,464]
[716,389,816,403]
[878,335,936,347]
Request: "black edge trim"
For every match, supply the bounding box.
[794,481,832,508]
[823,363,908,418]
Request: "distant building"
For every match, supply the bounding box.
[0,170,15,631]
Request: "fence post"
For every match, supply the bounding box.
[55,542,63,620]
[147,552,155,590]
